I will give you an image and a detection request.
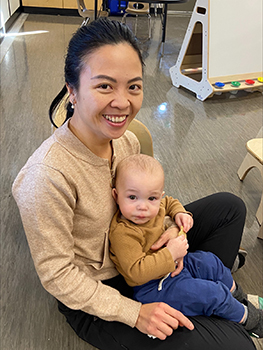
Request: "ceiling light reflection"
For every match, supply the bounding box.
[158,102,167,112]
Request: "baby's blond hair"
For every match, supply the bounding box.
[114,154,164,188]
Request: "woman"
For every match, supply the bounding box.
[12,18,255,349]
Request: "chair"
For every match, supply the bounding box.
[50,92,153,157]
[128,119,153,156]
[77,0,108,25]
[237,137,263,239]
[122,2,151,39]
[77,0,92,26]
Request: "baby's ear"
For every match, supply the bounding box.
[112,188,118,203]
[162,191,165,197]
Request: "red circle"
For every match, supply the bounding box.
[245,79,255,85]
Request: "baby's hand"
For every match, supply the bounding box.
[175,213,193,233]
[166,235,189,261]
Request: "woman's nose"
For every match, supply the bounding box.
[110,91,130,109]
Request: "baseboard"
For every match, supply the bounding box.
[22,7,79,17]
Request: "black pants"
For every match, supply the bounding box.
[58,192,256,350]
[184,192,245,269]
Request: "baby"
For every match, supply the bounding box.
[109,154,263,338]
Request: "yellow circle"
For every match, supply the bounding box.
[258,77,263,83]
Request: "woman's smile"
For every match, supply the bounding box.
[103,114,128,124]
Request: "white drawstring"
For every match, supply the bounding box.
[158,273,171,291]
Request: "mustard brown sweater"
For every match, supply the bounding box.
[109,197,188,287]
[12,121,141,328]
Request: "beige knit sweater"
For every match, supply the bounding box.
[12,121,141,328]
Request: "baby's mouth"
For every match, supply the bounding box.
[103,115,127,123]
[135,215,147,220]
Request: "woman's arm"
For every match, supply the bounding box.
[12,164,141,327]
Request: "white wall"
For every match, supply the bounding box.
[10,0,20,15]
[1,0,20,29]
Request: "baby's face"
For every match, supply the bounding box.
[114,170,164,225]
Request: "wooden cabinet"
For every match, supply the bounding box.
[22,0,63,7]
[63,0,78,9]
[63,0,97,9]
[22,0,102,13]
[22,0,100,12]
[22,0,78,9]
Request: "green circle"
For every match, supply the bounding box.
[231,81,241,87]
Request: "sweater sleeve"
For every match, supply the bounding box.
[109,220,175,287]
[12,164,141,327]
[163,196,192,219]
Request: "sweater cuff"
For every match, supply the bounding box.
[173,211,193,220]
[117,296,142,327]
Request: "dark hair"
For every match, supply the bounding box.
[49,18,144,128]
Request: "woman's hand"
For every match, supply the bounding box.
[175,213,193,233]
[151,226,179,251]
[135,302,194,340]
[171,257,184,277]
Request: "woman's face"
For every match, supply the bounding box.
[68,43,143,144]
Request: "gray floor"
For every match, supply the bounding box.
[1,12,262,350]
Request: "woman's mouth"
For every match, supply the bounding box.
[103,115,127,123]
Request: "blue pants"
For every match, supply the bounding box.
[133,251,245,323]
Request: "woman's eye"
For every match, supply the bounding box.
[129,195,136,200]
[98,84,111,90]
[129,84,141,92]
[149,197,156,201]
